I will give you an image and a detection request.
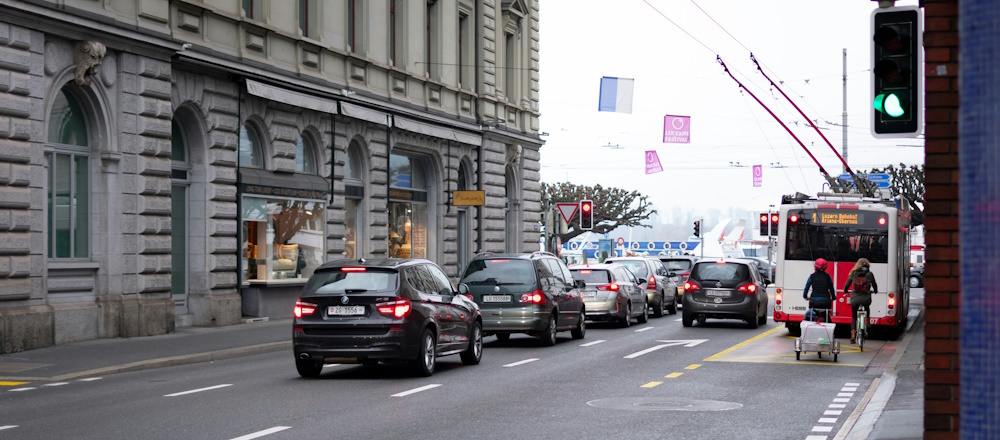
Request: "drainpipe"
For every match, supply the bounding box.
[235,78,243,296]
[475,0,484,253]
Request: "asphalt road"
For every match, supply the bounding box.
[0,291,922,440]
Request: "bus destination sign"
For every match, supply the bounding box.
[813,211,864,226]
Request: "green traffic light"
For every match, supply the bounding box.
[874,94,885,113]
[873,93,905,118]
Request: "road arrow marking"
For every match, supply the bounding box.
[653,339,709,347]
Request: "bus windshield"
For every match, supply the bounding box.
[784,209,889,264]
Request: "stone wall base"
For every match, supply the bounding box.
[188,292,242,327]
[0,306,54,354]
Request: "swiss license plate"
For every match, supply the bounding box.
[328,306,365,316]
[706,290,730,297]
[482,295,511,303]
[582,292,597,299]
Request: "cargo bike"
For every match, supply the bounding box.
[794,308,841,362]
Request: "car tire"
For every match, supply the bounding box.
[495,333,510,343]
[412,328,436,377]
[460,322,483,365]
[909,275,920,288]
[620,303,632,328]
[295,358,323,378]
[757,309,768,326]
[539,313,558,346]
[637,301,649,324]
[653,296,664,318]
[682,311,693,327]
[747,308,760,329]
[667,297,678,315]
[571,311,586,340]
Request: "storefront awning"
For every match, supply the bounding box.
[341,102,391,126]
[246,79,339,114]
[393,116,482,146]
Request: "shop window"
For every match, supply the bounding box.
[388,153,430,260]
[295,133,318,174]
[47,88,90,259]
[345,141,366,259]
[243,197,326,281]
[239,124,264,169]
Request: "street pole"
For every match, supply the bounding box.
[700,217,704,259]
[842,48,849,173]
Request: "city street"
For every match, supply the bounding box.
[0,290,922,440]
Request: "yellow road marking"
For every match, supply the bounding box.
[641,381,663,388]
[665,372,683,378]
[704,325,785,361]
[685,364,701,370]
[0,381,28,386]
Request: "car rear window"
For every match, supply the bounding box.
[570,269,611,284]
[607,260,648,278]
[305,269,397,294]
[661,260,693,271]
[690,263,750,282]
[461,259,535,285]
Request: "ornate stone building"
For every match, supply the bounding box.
[0,0,543,352]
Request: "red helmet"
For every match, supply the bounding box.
[814,258,828,271]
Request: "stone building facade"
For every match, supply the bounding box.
[0,0,543,353]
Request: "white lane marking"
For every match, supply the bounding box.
[322,364,341,368]
[503,358,539,367]
[818,417,838,423]
[634,327,654,332]
[43,382,69,387]
[841,387,858,392]
[829,403,847,409]
[580,340,606,347]
[832,398,850,403]
[229,426,292,440]
[824,410,843,416]
[391,384,442,397]
[811,426,833,433]
[0,426,18,431]
[805,436,828,440]
[164,384,233,397]
[845,382,860,386]
[837,392,854,397]
[674,318,682,322]
[78,377,102,381]
[9,388,35,392]
[624,344,669,359]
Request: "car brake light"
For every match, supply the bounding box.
[681,272,690,278]
[294,300,317,318]
[579,270,592,274]
[737,282,758,294]
[715,259,725,264]
[647,275,656,290]
[341,267,366,272]
[684,281,700,291]
[520,290,545,304]
[597,283,619,292]
[376,298,412,318]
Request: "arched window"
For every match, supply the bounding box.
[295,133,318,174]
[344,140,365,259]
[47,87,90,259]
[239,124,263,168]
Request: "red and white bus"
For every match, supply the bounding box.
[772,192,911,336]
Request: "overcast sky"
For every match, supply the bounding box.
[536,0,924,223]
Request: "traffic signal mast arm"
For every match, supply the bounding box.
[749,54,878,198]
[717,56,841,190]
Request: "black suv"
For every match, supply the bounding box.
[293,258,483,377]
[459,252,586,345]
[682,258,769,329]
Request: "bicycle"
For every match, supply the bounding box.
[856,307,868,352]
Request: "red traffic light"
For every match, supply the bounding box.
[770,214,779,223]
[582,202,592,212]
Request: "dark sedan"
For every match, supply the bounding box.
[682,258,769,329]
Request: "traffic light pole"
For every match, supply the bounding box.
[700,217,704,259]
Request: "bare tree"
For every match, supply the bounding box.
[867,163,924,227]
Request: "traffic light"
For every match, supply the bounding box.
[770,213,780,236]
[871,6,922,138]
[759,213,769,236]
[693,221,701,237]
[580,200,593,230]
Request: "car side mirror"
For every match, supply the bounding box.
[458,283,470,294]
[575,279,586,289]
[638,278,647,285]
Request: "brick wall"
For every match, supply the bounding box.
[922,0,960,437]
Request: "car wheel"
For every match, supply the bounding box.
[757,310,768,326]
[747,311,759,329]
[620,303,632,328]
[667,297,678,315]
[682,311,693,327]
[653,296,664,318]
[637,300,649,324]
[295,358,323,378]
[571,311,586,339]
[539,313,558,346]
[460,321,483,365]
[412,328,436,377]
[495,333,510,343]
[909,275,920,288]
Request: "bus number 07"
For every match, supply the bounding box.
[869,318,879,325]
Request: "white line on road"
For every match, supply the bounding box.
[0,426,17,431]
[634,327,654,332]
[229,426,291,440]
[391,384,442,397]
[624,344,668,359]
[805,436,828,440]
[580,340,606,347]
[837,393,854,397]
[841,387,858,392]
[832,398,850,403]
[503,358,540,367]
[78,377,102,381]
[8,388,35,392]
[322,364,341,368]
[43,382,69,387]
[824,410,843,416]
[818,417,838,423]
[164,384,233,397]
[811,426,834,433]
[674,318,682,322]
[845,382,860,386]
[829,403,847,409]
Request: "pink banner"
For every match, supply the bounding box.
[753,165,763,187]
[645,150,663,174]
[662,115,691,143]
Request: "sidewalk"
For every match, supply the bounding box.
[0,319,292,381]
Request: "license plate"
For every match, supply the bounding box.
[582,292,597,299]
[706,290,731,297]
[328,306,365,316]
[482,295,511,303]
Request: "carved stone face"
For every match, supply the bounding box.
[74,41,107,86]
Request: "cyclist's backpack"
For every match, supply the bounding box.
[852,269,870,294]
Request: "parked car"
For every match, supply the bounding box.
[603,256,677,316]
[569,263,648,327]
[744,256,777,283]
[655,255,699,304]
[458,252,586,345]
[909,266,924,288]
[682,258,769,329]
[292,258,483,378]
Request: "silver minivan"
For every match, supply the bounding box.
[570,263,648,327]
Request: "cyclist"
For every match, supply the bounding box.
[803,258,836,322]
[844,258,878,343]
